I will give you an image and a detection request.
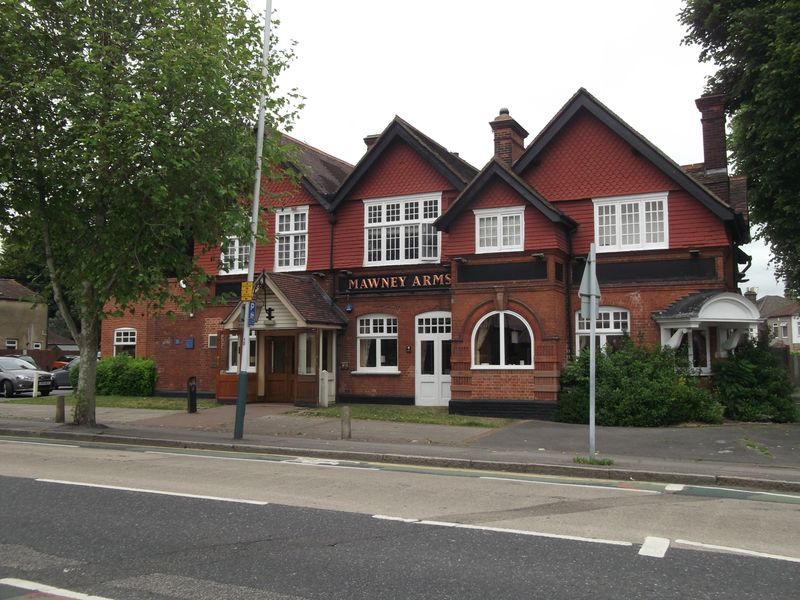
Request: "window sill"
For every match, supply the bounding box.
[471,365,534,371]
[350,369,401,376]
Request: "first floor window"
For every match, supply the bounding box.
[4,339,18,350]
[594,192,668,252]
[221,236,250,274]
[275,206,308,271]
[472,311,533,368]
[32,342,42,350]
[576,308,630,354]
[363,193,441,265]
[228,332,256,372]
[113,329,136,357]
[357,314,398,372]
[474,206,524,253]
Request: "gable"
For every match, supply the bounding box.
[520,109,676,201]
[348,139,456,201]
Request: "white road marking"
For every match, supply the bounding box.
[36,479,268,505]
[689,485,800,501]
[675,539,800,563]
[639,536,670,557]
[0,577,113,599]
[397,518,633,546]
[481,476,660,494]
[373,515,419,523]
[665,483,685,492]
[145,450,379,471]
[0,439,79,448]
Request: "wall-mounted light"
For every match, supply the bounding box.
[405,345,412,353]
[530,252,545,260]
[339,269,353,276]
[312,271,327,278]
[689,249,701,258]
[453,257,467,264]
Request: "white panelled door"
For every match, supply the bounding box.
[415,312,452,406]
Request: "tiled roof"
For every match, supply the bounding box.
[0,279,39,301]
[757,295,795,318]
[652,290,721,319]
[267,273,348,326]
[281,134,353,197]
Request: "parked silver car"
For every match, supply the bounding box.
[0,356,53,398]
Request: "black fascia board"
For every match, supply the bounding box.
[513,89,738,226]
[435,160,577,232]
[330,119,473,211]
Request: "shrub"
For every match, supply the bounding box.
[712,337,798,422]
[556,337,723,426]
[72,355,156,396]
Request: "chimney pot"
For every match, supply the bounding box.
[490,108,528,167]
[363,134,380,149]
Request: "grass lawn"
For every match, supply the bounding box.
[9,395,218,411]
[292,404,514,428]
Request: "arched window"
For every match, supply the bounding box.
[357,314,398,372]
[575,307,629,354]
[113,328,137,357]
[472,311,533,369]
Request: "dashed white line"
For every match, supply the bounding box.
[675,539,800,563]
[639,536,671,557]
[0,578,112,599]
[665,483,685,492]
[373,515,419,523]
[0,439,80,448]
[36,479,269,505]
[145,450,379,470]
[480,476,660,494]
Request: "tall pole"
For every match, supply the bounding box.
[234,0,272,440]
[588,243,597,456]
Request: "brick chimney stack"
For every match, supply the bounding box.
[490,108,528,167]
[744,287,758,304]
[695,94,728,174]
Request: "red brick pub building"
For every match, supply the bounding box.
[101,89,761,418]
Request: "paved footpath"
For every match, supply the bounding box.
[1,401,799,492]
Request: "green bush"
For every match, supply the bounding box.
[712,337,798,422]
[556,337,723,426]
[72,355,156,396]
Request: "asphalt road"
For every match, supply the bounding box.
[1,439,798,599]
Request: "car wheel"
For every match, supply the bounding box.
[41,389,50,397]
[2,380,14,398]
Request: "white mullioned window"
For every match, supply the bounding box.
[575,308,630,354]
[220,236,250,274]
[363,193,441,265]
[472,310,533,369]
[228,332,256,373]
[113,328,137,357]
[275,206,308,271]
[356,314,399,372]
[593,192,668,252]
[474,206,524,253]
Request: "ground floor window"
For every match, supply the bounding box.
[113,328,136,357]
[663,328,710,374]
[298,331,316,375]
[4,338,17,350]
[575,307,629,354]
[228,332,256,372]
[472,310,533,368]
[357,314,398,372]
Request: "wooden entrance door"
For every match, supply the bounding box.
[265,336,294,402]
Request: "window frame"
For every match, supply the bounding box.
[355,314,399,373]
[363,193,441,266]
[575,307,630,355]
[471,310,534,370]
[593,192,669,253]
[274,205,309,272]
[113,328,137,357]
[220,236,250,274]
[4,338,18,350]
[227,332,257,373]
[473,206,525,254]
[207,334,218,349]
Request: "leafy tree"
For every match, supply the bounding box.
[0,0,300,424]
[680,0,800,296]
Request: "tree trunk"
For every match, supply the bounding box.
[73,315,100,426]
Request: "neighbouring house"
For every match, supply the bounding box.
[0,279,48,353]
[754,293,800,351]
[101,89,761,418]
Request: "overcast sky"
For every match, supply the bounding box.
[256,0,784,297]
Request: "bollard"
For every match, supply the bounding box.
[55,396,65,423]
[187,376,197,413]
[340,405,351,440]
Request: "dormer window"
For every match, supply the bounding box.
[474,206,524,253]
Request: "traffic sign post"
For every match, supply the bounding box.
[579,243,601,456]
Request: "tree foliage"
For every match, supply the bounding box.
[0,0,300,424]
[680,0,800,296]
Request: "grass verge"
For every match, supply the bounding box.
[573,456,615,466]
[8,395,218,411]
[293,404,513,428]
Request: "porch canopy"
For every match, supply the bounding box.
[654,291,762,352]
